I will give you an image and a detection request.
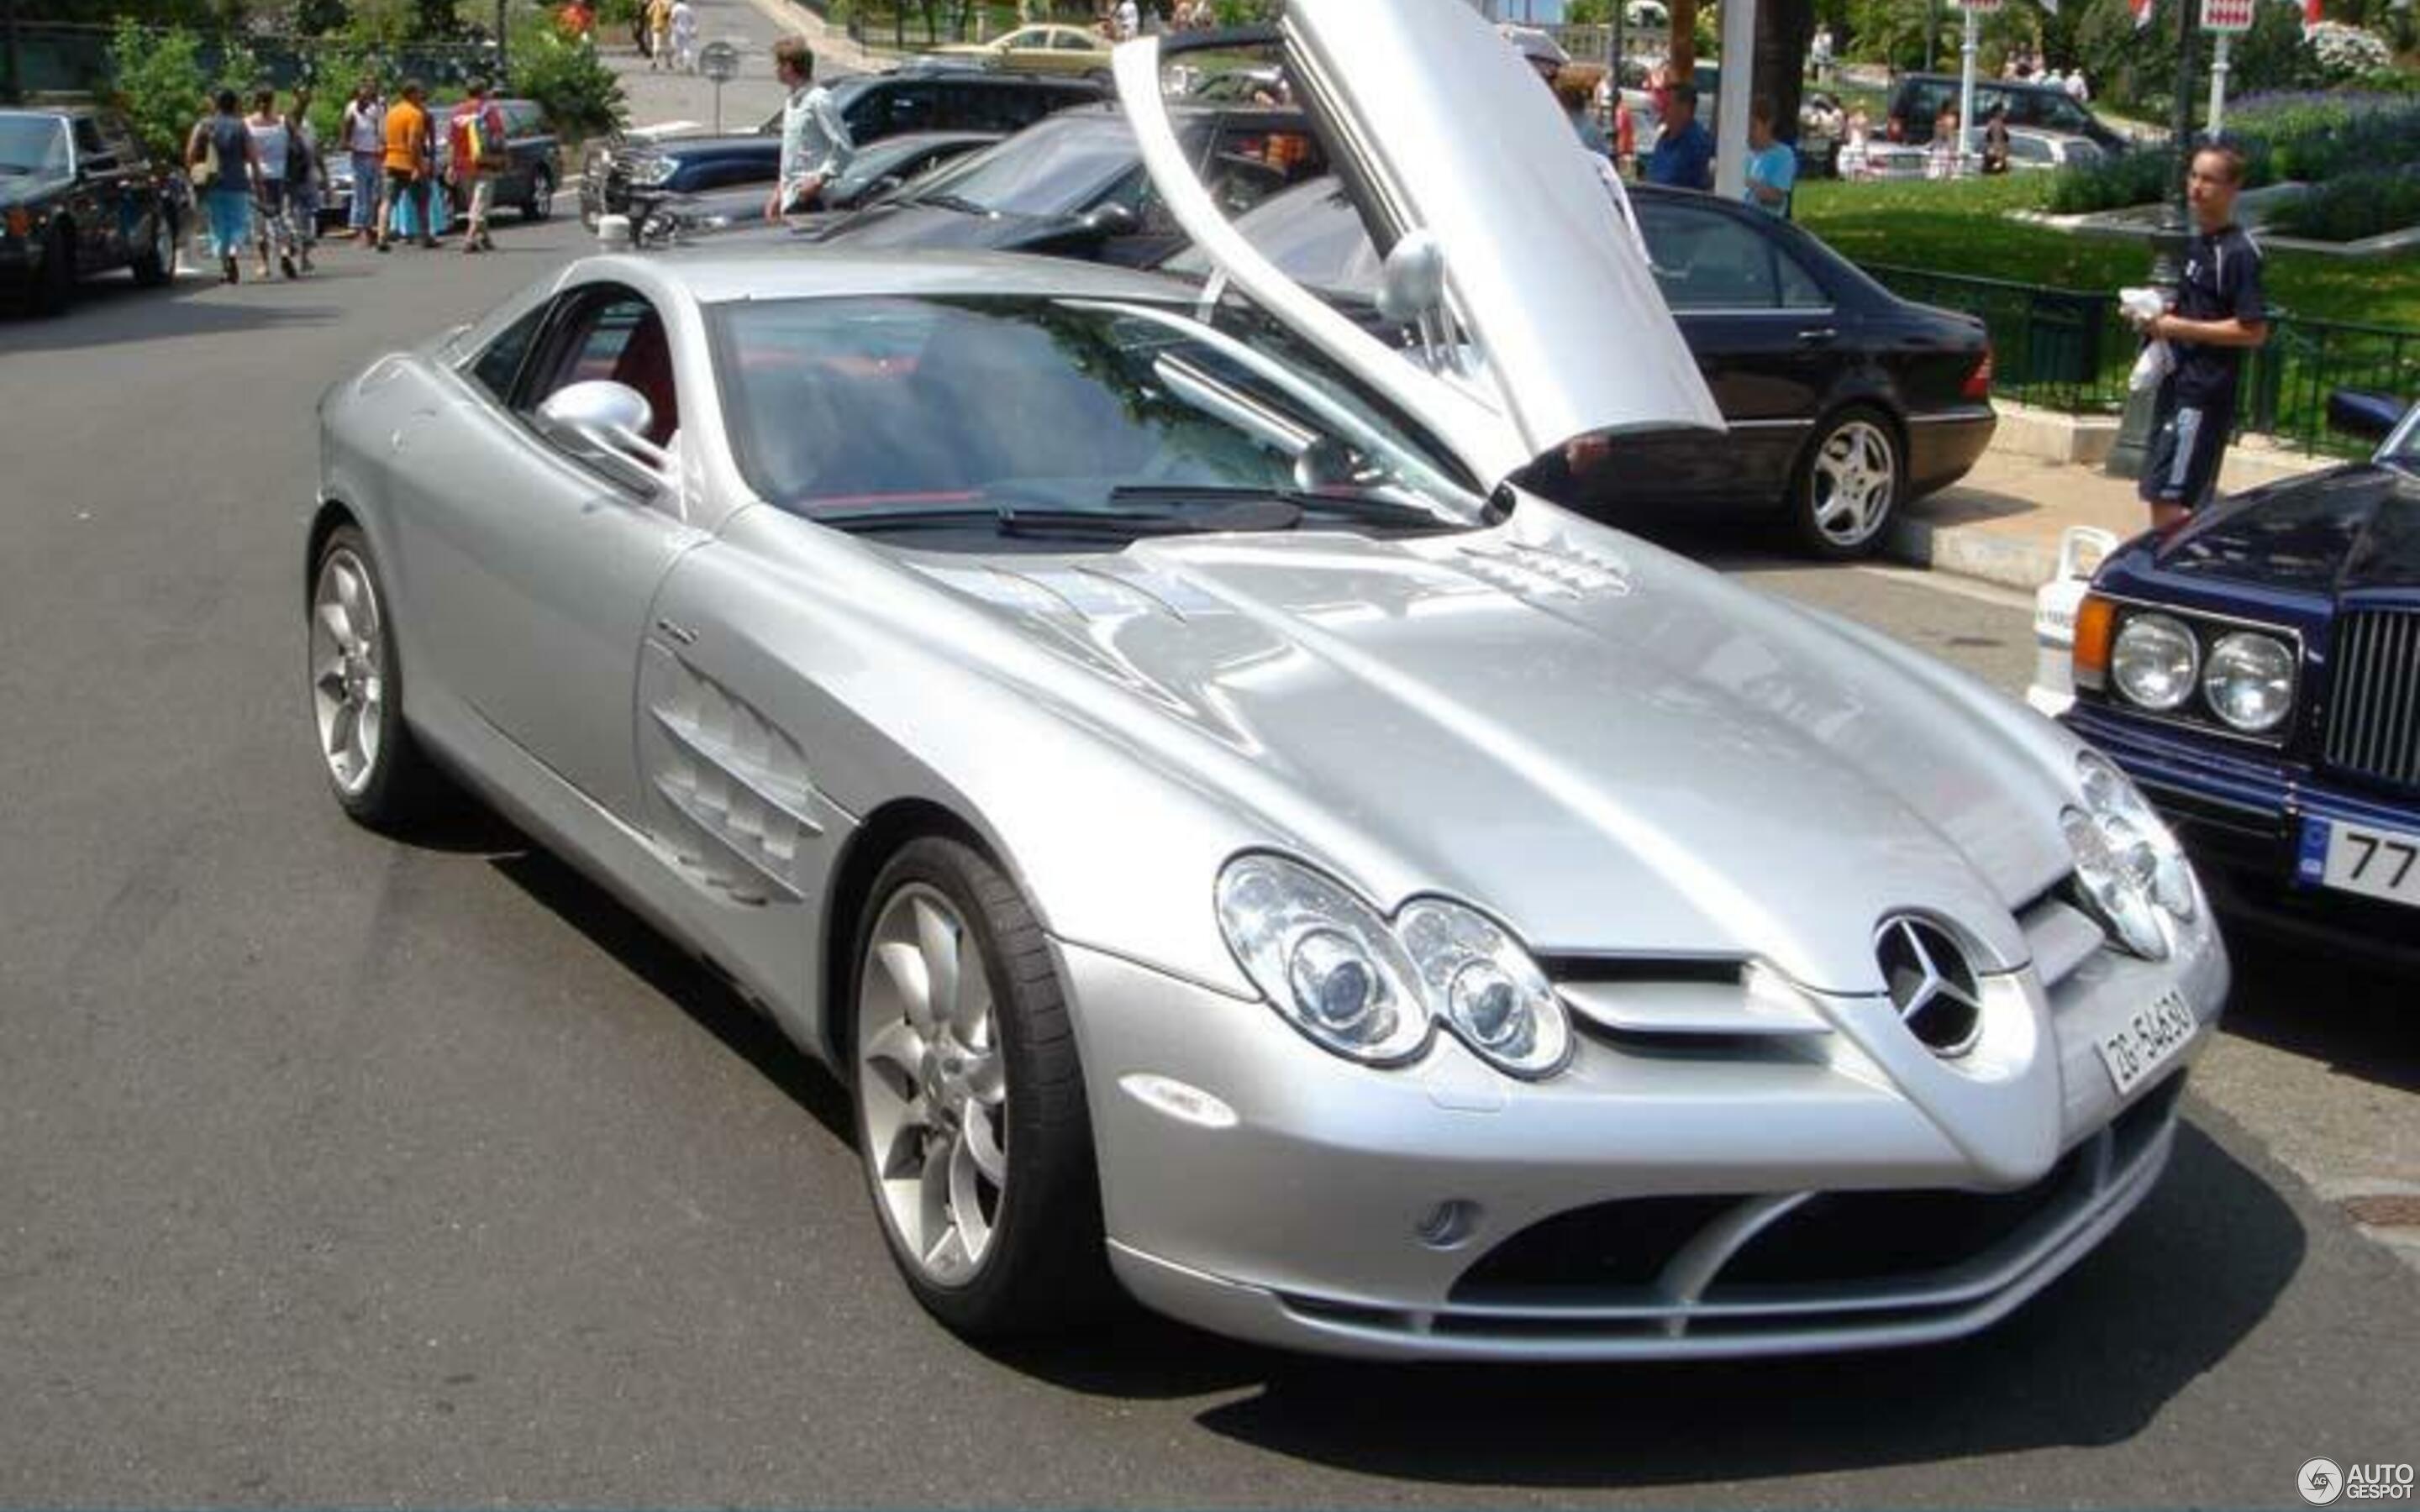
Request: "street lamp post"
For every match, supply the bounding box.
[2106,0,2201,480]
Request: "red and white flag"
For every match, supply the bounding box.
[2131,0,2155,28]
[2302,0,2324,28]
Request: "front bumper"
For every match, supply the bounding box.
[0,230,46,286]
[1058,915,2224,1362]
[2066,706,2420,970]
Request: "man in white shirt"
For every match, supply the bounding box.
[2065,66,2091,102]
[1115,0,1139,40]
[340,77,385,244]
[766,35,855,219]
[670,0,698,71]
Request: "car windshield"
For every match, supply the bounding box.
[708,295,1485,533]
[899,114,1151,218]
[0,116,70,176]
[1163,176,1380,295]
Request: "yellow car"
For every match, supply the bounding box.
[931,24,1117,80]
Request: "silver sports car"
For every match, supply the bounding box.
[308,0,2226,1361]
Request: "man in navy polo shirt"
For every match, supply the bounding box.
[2135,143,2269,531]
[1646,83,1714,192]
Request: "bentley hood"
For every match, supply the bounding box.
[2154,460,2420,593]
[915,517,2077,995]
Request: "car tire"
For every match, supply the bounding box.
[851,836,1114,1340]
[129,207,176,287]
[525,165,555,221]
[32,223,75,316]
[308,525,445,830]
[1790,405,1904,559]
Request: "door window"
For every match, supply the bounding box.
[1639,204,1776,309]
[526,291,682,450]
[1051,28,1097,49]
[71,117,107,161]
[470,304,549,399]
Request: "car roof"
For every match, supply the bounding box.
[623,245,1207,307]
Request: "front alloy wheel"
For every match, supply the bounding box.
[308,526,440,827]
[526,165,555,221]
[1795,410,1902,558]
[851,838,1113,1337]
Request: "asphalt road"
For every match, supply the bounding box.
[3,218,2417,1509]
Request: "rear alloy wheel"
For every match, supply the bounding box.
[308,526,442,828]
[130,209,176,287]
[852,837,1113,1338]
[526,165,555,221]
[1792,408,1902,559]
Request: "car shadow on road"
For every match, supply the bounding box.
[0,271,341,354]
[2223,940,2420,1095]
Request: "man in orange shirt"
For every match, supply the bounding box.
[376,79,436,250]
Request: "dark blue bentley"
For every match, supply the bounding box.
[2044,392,2420,969]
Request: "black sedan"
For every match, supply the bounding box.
[579,68,1103,228]
[635,129,1002,239]
[2042,391,2420,970]
[1171,175,1996,556]
[1,107,180,314]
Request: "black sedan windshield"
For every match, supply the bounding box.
[0,115,69,176]
[708,295,1481,531]
[898,114,1153,218]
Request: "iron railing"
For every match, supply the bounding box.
[1865,263,2420,457]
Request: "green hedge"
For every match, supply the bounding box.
[2045,92,2420,216]
[2266,171,2420,244]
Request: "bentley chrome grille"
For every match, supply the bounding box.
[2323,609,2420,791]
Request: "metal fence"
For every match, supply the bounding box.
[1865,263,2420,457]
[1,19,501,100]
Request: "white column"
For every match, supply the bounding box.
[1956,4,1979,178]
[2208,31,2232,136]
[1714,0,1756,200]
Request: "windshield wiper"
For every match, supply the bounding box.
[816,496,1302,540]
[1107,485,1458,533]
[908,191,994,216]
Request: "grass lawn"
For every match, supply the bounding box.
[1794,174,2420,330]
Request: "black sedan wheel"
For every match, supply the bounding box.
[851,837,1113,1339]
[1792,407,1903,559]
[32,223,76,316]
[129,209,176,288]
[525,165,555,221]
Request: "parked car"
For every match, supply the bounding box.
[735,102,1327,269]
[1885,72,2128,155]
[578,67,1104,227]
[322,97,562,232]
[1964,123,2107,172]
[318,0,2225,1362]
[2030,391,2420,970]
[1160,176,1996,557]
[929,23,1117,80]
[0,107,180,313]
[636,129,1002,239]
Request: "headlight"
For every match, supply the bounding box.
[2202,631,2296,732]
[2111,612,2200,711]
[629,157,676,186]
[2065,750,2197,959]
[1215,856,1428,1064]
[1215,857,1570,1076]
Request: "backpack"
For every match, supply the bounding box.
[454,102,508,169]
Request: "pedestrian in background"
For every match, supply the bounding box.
[341,77,384,244]
[1810,23,1834,82]
[766,36,855,218]
[244,87,301,280]
[1981,103,2011,175]
[671,0,699,72]
[1645,81,1712,190]
[2132,142,2268,530]
[645,0,672,71]
[1925,105,1960,178]
[1554,67,1611,158]
[1740,96,1796,215]
[376,78,436,251]
[450,78,506,253]
[287,85,323,270]
[187,89,260,284]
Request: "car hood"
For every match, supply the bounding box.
[0,173,66,209]
[808,199,1069,252]
[2153,460,2420,593]
[908,512,2072,993]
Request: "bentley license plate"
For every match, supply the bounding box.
[2097,988,2197,1097]
[2301,818,2420,911]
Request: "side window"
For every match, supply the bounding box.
[871,81,938,136]
[470,304,548,399]
[1776,245,1829,308]
[524,290,683,451]
[100,115,143,163]
[1639,205,1781,310]
[73,117,108,160]
[1052,29,1095,49]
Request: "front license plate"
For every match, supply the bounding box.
[2097,988,2198,1097]
[2299,817,2420,910]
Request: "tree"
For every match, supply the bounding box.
[1670,0,1697,76]
[1751,0,1813,144]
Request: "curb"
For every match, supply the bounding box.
[1881,512,2062,594]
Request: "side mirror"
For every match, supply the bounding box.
[1082,201,1141,238]
[1375,229,1448,325]
[537,381,673,492]
[2328,388,2408,444]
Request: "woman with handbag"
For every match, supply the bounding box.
[187,89,261,285]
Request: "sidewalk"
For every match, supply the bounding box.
[1884,410,2333,591]
[599,0,876,138]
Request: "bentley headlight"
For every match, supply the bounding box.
[2111,612,2200,712]
[2065,751,2198,959]
[630,156,676,186]
[1397,900,1570,1078]
[1216,856,1428,1064]
[2202,631,2296,733]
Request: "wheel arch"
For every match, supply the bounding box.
[305,498,360,604]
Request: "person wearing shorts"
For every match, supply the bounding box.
[376,79,435,251]
[2134,143,2269,531]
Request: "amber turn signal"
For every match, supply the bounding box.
[2073,594,2115,692]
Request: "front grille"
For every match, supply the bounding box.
[2324,608,2420,791]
